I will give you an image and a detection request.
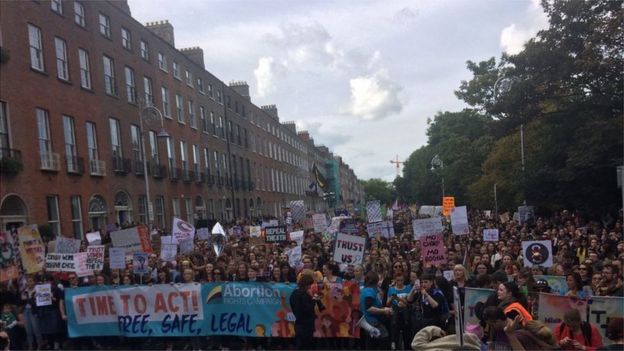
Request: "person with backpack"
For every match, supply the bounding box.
[554,309,603,351]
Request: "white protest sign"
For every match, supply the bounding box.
[85,245,105,271]
[312,213,327,233]
[44,253,75,272]
[522,240,553,268]
[160,243,177,262]
[86,231,102,246]
[196,227,210,241]
[366,221,384,238]
[269,219,279,227]
[483,229,500,242]
[35,284,52,306]
[110,227,142,253]
[287,245,302,269]
[333,233,366,265]
[412,217,444,239]
[450,206,470,235]
[109,248,126,269]
[366,200,382,223]
[172,217,195,243]
[55,236,81,253]
[249,226,262,237]
[290,230,304,246]
[74,252,92,277]
[132,252,149,274]
[179,239,194,254]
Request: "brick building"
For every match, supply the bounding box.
[0,0,364,236]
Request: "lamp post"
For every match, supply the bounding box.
[430,154,444,198]
[139,101,169,231]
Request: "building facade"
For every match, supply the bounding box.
[0,0,364,236]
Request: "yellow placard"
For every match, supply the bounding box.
[443,197,455,216]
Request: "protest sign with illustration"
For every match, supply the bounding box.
[522,240,553,267]
[0,230,20,282]
[172,218,195,243]
[313,281,361,338]
[483,229,499,242]
[18,225,45,274]
[35,284,52,306]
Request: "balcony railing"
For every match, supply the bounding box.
[40,152,60,171]
[66,156,85,174]
[0,148,23,176]
[195,172,205,184]
[169,167,180,181]
[151,163,166,179]
[182,169,193,183]
[134,158,145,175]
[112,156,131,174]
[89,159,106,176]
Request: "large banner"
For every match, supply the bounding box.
[65,282,361,338]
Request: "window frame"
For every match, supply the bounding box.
[28,24,45,71]
[54,37,69,81]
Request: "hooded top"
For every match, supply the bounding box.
[411,326,482,351]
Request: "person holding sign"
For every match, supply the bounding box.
[19,276,42,351]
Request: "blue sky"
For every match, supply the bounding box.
[129,0,548,181]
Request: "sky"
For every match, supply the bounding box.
[129,0,549,182]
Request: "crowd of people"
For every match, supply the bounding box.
[0,207,623,351]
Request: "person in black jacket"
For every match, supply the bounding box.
[289,272,324,350]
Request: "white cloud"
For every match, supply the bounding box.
[253,57,285,97]
[500,0,549,55]
[348,70,403,120]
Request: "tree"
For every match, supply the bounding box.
[361,178,396,205]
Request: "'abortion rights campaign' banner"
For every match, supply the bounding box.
[65,282,360,338]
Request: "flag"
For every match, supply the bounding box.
[313,164,329,192]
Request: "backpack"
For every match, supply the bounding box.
[560,321,592,346]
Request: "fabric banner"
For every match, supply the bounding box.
[110,226,152,254]
[0,229,20,282]
[522,240,553,267]
[450,206,469,235]
[65,282,361,338]
[312,214,327,233]
[333,233,366,265]
[55,236,81,254]
[586,295,624,345]
[538,293,588,333]
[482,229,499,242]
[86,245,105,271]
[412,217,444,240]
[534,275,568,296]
[18,225,45,274]
[366,201,382,223]
[265,226,288,244]
[421,233,447,265]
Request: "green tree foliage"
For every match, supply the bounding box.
[361,178,396,205]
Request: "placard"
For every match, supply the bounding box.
[366,200,382,223]
[290,200,305,223]
[196,227,210,241]
[421,233,447,265]
[172,217,195,243]
[265,226,288,244]
[412,217,444,239]
[35,284,52,306]
[442,197,455,216]
[0,230,20,282]
[18,225,45,274]
[55,236,82,254]
[160,243,177,262]
[483,229,499,242]
[522,240,553,267]
[86,245,105,271]
[518,206,535,225]
[74,252,92,277]
[450,206,469,235]
[312,214,327,233]
[109,248,127,270]
[289,230,304,246]
[45,253,75,272]
[132,252,150,274]
[110,227,150,254]
[287,245,302,269]
[333,232,366,265]
[86,231,102,245]
[249,226,262,237]
[340,218,358,234]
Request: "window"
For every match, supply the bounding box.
[175,94,184,123]
[28,24,44,71]
[54,37,69,80]
[99,13,110,38]
[124,66,136,103]
[203,147,211,174]
[184,198,193,223]
[228,121,232,141]
[185,70,192,86]
[138,195,147,225]
[37,108,52,155]
[0,102,9,155]
[158,52,167,71]
[85,122,98,161]
[199,106,207,133]
[210,112,216,135]
[51,0,62,14]
[74,2,85,27]
[148,130,159,164]
[213,151,219,173]
[208,84,213,98]
[70,196,83,238]
[63,115,78,172]
[103,56,116,95]
[47,195,61,236]
[140,40,149,61]
[179,140,188,173]
[192,145,200,176]
[188,100,196,129]
[78,49,91,89]
[172,198,181,219]
[172,61,180,79]
[143,76,153,104]
[130,125,142,169]
[197,77,204,93]
[166,137,176,171]
[161,87,171,117]
[218,116,224,138]
[109,118,122,158]
[155,196,165,228]
[121,28,132,50]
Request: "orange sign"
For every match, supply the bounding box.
[443,197,455,216]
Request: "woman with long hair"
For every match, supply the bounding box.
[497,282,532,323]
[565,273,584,297]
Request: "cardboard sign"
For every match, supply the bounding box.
[412,217,444,239]
[109,248,126,270]
[443,197,455,216]
[74,252,92,277]
[18,225,45,274]
[333,232,366,265]
[160,243,177,262]
[172,217,195,244]
[110,226,151,254]
[421,233,447,265]
[132,252,150,274]
[312,214,327,233]
[483,229,499,242]
[289,230,304,246]
[45,253,76,272]
[265,226,288,244]
[86,245,105,271]
[366,200,382,223]
[450,206,469,235]
[86,231,102,245]
[35,284,52,306]
[522,240,553,267]
[55,236,82,254]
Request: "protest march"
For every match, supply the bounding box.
[1,201,623,351]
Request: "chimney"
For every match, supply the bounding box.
[282,121,296,133]
[109,0,131,16]
[261,104,279,120]
[145,20,175,47]
[229,81,250,101]
[298,131,311,142]
[181,47,204,68]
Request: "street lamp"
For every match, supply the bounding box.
[430,154,445,198]
[139,101,169,231]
